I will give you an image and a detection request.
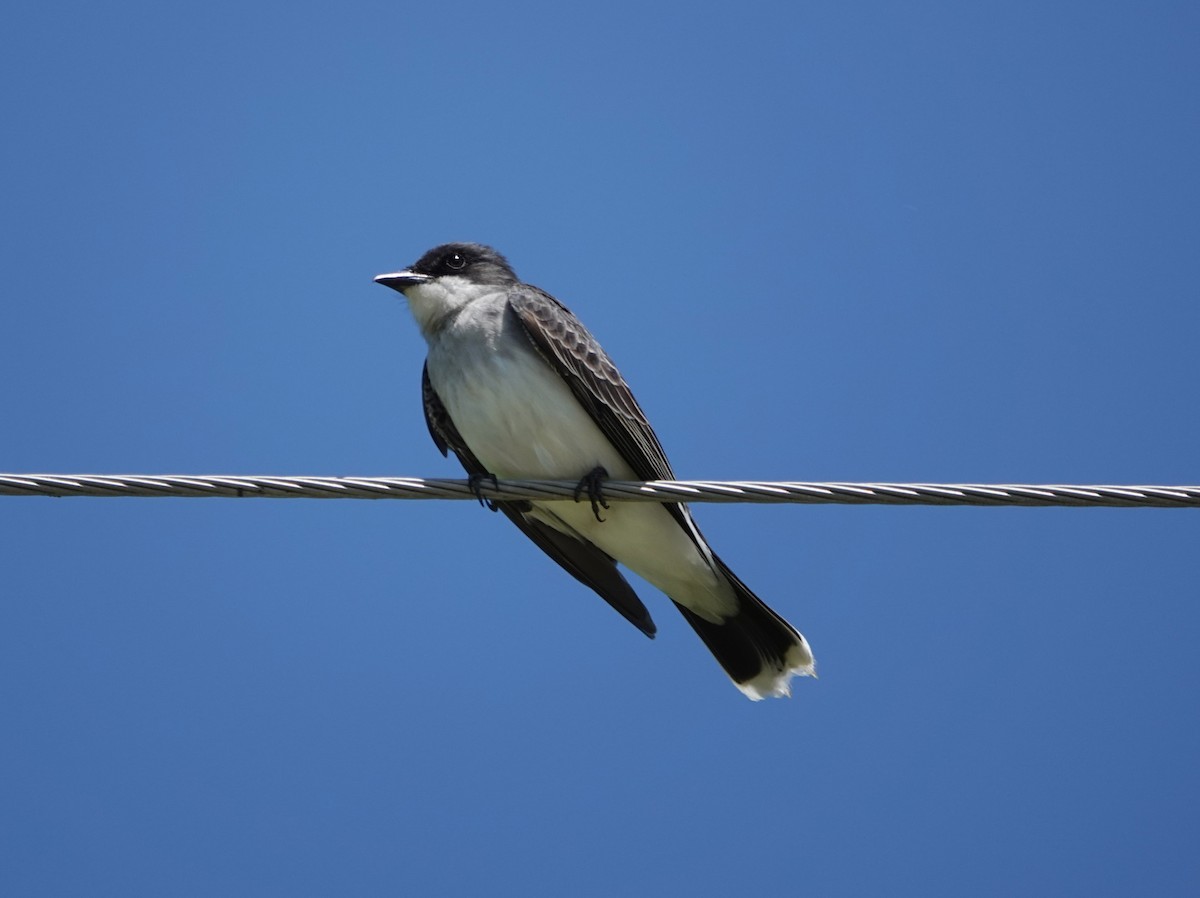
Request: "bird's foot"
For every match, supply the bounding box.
[468,472,500,512]
[573,466,610,522]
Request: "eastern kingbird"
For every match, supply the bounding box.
[375,243,815,699]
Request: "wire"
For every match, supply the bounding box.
[1,473,1197,508]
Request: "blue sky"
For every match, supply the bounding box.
[3,1,1199,895]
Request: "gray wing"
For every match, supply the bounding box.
[507,285,709,547]
[422,362,656,638]
[506,285,675,483]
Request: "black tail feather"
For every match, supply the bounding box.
[672,554,812,694]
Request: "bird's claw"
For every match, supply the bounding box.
[574,466,610,522]
[468,472,500,512]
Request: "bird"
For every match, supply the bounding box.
[374,243,815,699]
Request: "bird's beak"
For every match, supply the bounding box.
[373,269,432,292]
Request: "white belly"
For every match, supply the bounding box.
[425,316,735,617]
[431,330,630,481]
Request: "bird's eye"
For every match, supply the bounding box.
[445,253,466,271]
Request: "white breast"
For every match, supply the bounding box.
[421,295,735,618]
[425,298,635,481]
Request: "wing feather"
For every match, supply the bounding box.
[506,285,708,545]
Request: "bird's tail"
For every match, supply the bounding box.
[672,554,816,700]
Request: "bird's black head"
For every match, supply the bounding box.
[410,243,518,285]
[374,243,518,294]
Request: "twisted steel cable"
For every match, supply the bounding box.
[1,473,1197,508]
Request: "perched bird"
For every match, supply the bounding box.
[375,243,815,699]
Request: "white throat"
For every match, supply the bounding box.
[403,275,499,337]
